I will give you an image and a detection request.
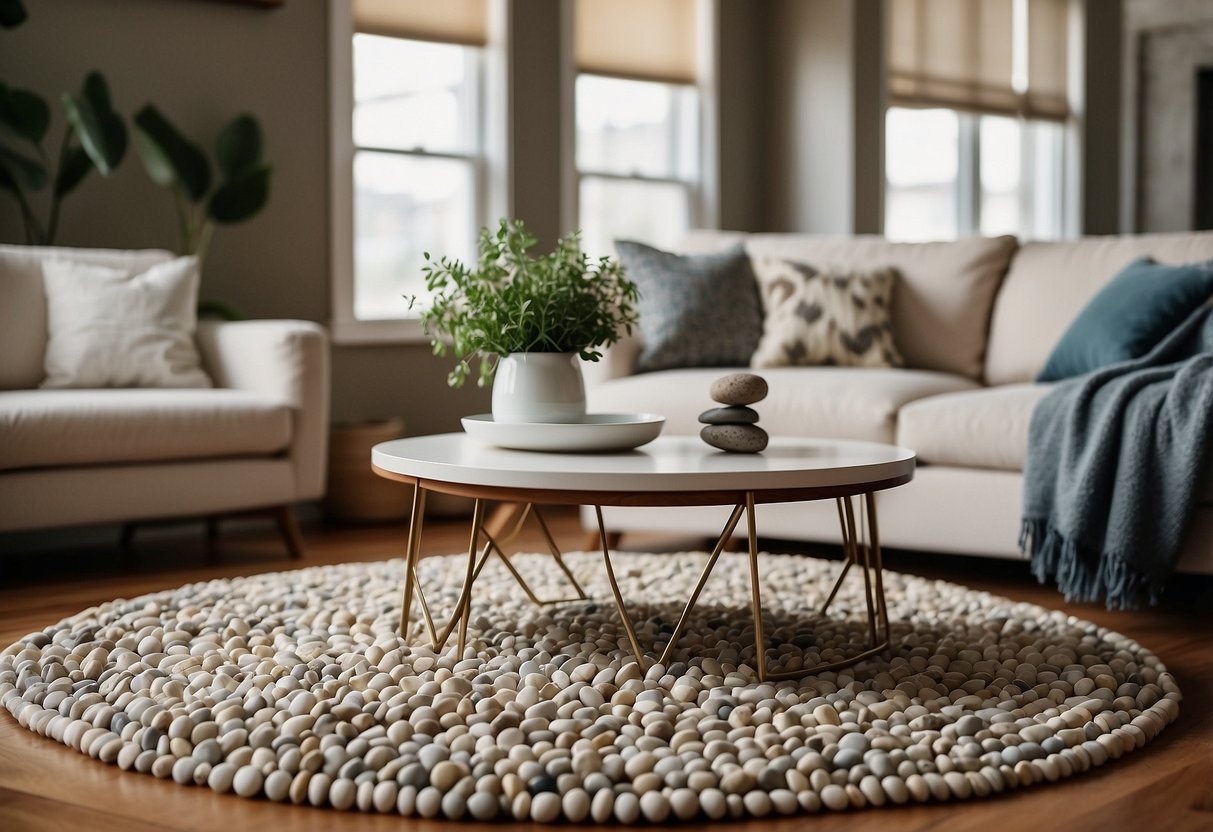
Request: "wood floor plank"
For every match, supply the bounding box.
[1,509,1210,831]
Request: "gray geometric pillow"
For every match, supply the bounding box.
[615,241,763,373]
[750,257,904,369]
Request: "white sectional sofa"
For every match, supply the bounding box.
[0,245,329,549]
[584,230,1213,575]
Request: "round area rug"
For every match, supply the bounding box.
[0,551,1181,822]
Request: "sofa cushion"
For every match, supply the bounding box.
[985,231,1213,385]
[678,231,1018,381]
[0,389,292,471]
[1038,257,1213,382]
[897,383,1052,471]
[616,241,764,373]
[588,366,979,444]
[41,256,213,389]
[749,258,903,369]
[0,245,175,391]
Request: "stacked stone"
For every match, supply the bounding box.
[699,372,769,453]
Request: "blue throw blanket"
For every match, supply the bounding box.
[1021,305,1213,609]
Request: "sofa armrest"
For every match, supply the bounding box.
[582,331,644,389]
[196,320,330,501]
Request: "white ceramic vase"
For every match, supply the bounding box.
[492,352,586,424]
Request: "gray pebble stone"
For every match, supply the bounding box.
[711,373,769,406]
[233,765,263,798]
[833,748,863,769]
[699,406,760,425]
[820,783,849,810]
[264,770,292,802]
[701,424,769,453]
[466,792,497,820]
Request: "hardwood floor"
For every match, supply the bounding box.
[1,509,1210,832]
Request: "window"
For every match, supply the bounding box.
[884,0,1072,241]
[572,0,709,256]
[330,0,490,341]
[885,107,1066,241]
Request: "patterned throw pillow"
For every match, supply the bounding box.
[616,241,764,373]
[750,257,904,369]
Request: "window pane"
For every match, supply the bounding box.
[1024,118,1065,239]
[576,75,698,179]
[353,35,475,154]
[979,115,1022,236]
[884,107,959,241]
[579,177,690,257]
[354,151,473,320]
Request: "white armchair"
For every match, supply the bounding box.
[0,245,330,558]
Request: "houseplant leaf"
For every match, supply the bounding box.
[0,142,47,190]
[208,163,270,223]
[0,0,26,28]
[53,144,92,197]
[133,104,210,201]
[215,114,261,180]
[62,73,127,175]
[0,83,49,144]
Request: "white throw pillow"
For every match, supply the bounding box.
[40,255,213,389]
[750,257,904,369]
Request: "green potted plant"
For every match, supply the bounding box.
[415,218,638,423]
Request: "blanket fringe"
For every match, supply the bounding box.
[1020,519,1163,610]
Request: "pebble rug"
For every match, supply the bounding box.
[0,551,1182,823]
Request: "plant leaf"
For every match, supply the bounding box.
[62,73,127,175]
[207,163,270,223]
[0,0,26,28]
[0,159,18,193]
[0,83,49,144]
[0,142,47,190]
[53,144,92,197]
[215,114,261,180]
[133,104,210,201]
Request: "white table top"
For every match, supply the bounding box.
[372,434,915,494]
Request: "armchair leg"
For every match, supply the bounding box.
[204,516,221,564]
[119,522,137,553]
[274,505,305,560]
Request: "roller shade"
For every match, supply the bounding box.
[887,0,1070,120]
[353,0,487,46]
[575,0,698,84]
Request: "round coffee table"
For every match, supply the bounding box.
[372,434,915,681]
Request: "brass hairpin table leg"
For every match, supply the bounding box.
[748,491,891,681]
[399,497,586,653]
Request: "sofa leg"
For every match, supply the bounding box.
[585,530,622,552]
[274,506,305,560]
[119,522,137,553]
[204,516,221,564]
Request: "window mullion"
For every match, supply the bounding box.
[957,113,980,235]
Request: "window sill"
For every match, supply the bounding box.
[329,317,430,346]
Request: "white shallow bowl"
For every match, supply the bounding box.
[461,413,666,453]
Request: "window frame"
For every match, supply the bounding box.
[561,0,719,250]
[883,106,1072,242]
[328,2,499,345]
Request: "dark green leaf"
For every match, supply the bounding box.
[133,104,210,201]
[0,159,17,193]
[0,83,49,144]
[215,114,261,180]
[207,163,269,223]
[0,142,46,190]
[196,298,246,320]
[63,73,127,175]
[0,0,26,28]
[54,145,92,197]
[81,71,113,114]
